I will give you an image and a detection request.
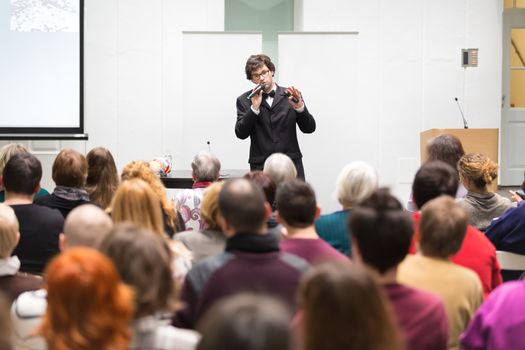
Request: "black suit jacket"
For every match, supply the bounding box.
[235,85,316,165]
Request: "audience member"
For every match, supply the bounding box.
[0,204,42,302]
[34,149,90,218]
[197,294,291,350]
[411,161,502,296]
[407,134,466,211]
[298,261,404,350]
[38,248,133,350]
[0,293,13,350]
[100,224,200,350]
[0,143,49,202]
[174,152,221,231]
[3,153,62,274]
[122,160,185,237]
[350,188,448,350]
[176,182,226,263]
[175,178,308,328]
[263,153,297,187]
[398,196,483,350]
[277,180,347,263]
[457,153,514,231]
[460,278,525,350]
[244,171,282,236]
[85,147,119,209]
[315,161,378,256]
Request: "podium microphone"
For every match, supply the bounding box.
[247,83,264,100]
[454,97,469,129]
[207,141,211,153]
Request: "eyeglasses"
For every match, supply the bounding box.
[252,69,270,81]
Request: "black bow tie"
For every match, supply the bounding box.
[262,90,275,99]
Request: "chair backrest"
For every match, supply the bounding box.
[496,250,525,271]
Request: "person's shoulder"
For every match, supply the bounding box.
[29,203,64,220]
[154,325,201,350]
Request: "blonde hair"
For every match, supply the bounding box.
[336,161,378,207]
[201,182,225,231]
[0,144,29,191]
[457,153,498,190]
[0,204,19,258]
[121,161,179,232]
[109,179,165,237]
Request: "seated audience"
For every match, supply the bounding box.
[38,248,133,350]
[3,153,62,274]
[85,147,119,209]
[174,152,221,231]
[0,293,13,350]
[122,160,185,236]
[0,143,49,202]
[407,134,466,211]
[350,188,448,350]
[197,294,291,350]
[34,149,91,218]
[315,161,378,256]
[411,161,502,296]
[244,171,282,237]
[0,204,42,302]
[460,277,525,350]
[100,224,200,350]
[175,178,309,329]
[277,179,347,263]
[298,261,404,350]
[263,153,297,187]
[457,153,514,231]
[398,196,483,350]
[176,182,226,263]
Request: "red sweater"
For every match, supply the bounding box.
[410,212,502,298]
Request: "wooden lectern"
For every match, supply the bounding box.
[420,128,499,192]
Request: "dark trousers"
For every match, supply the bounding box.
[250,158,305,180]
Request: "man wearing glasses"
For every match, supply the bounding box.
[235,54,316,180]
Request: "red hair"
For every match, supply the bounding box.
[39,248,133,350]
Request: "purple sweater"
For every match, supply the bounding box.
[280,238,348,264]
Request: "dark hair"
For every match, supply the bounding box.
[197,294,291,350]
[243,171,276,205]
[245,54,276,80]
[299,261,404,350]
[419,196,468,258]
[275,180,316,228]
[350,188,413,274]
[219,179,266,232]
[86,147,119,209]
[52,149,88,188]
[426,134,465,170]
[99,223,176,318]
[3,153,42,195]
[412,161,458,209]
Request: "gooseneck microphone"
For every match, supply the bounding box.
[247,83,265,100]
[454,97,469,129]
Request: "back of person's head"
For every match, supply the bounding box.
[52,149,88,188]
[0,204,19,259]
[192,152,221,182]
[110,179,164,237]
[299,261,403,350]
[419,196,468,259]
[85,147,119,209]
[244,171,276,205]
[426,134,465,170]
[335,161,378,207]
[3,153,42,195]
[263,153,297,187]
[99,224,176,318]
[39,247,133,350]
[197,293,291,350]
[201,181,225,231]
[0,143,28,176]
[219,178,266,233]
[350,188,413,274]
[458,153,498,190]
[245,54,276,80]
[275,179,317,228]
[63,204,113,249]
[412,161,458,209]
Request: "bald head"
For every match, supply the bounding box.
[219,178,267,233]
[63,204,113,249]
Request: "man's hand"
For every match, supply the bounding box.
[286,86,304,110]
[251,88,263,111]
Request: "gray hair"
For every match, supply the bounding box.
[263,153,297,187]
[191,152,221,182]
[64,204,113,248]
[336,161,378,207]
[0,143,28,174]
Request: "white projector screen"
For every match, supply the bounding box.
[0,0,84,139]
